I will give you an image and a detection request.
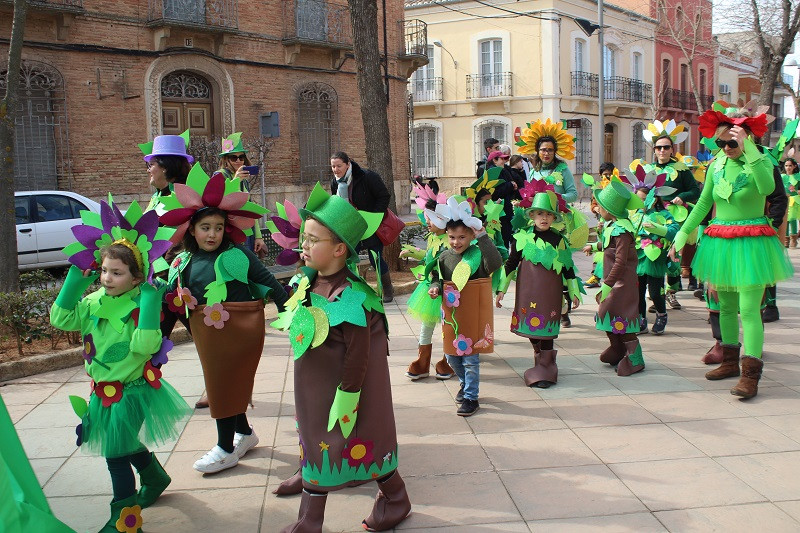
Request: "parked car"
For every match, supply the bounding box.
[15,191,102,271]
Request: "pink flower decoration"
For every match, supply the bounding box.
[443,286,461,308]
[167,287,196,313]
[203,303,230,329]
[222,139,235,152]
[453,334,473,356]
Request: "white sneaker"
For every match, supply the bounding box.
[233,427,259,458]
[193,445,239,474]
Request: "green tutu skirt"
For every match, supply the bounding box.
[407,280,442,324]
[81,377,191,458]
[692,218,794,291]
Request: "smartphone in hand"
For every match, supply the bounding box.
[242,165,260,176]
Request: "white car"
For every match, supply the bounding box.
[15,191,102,271]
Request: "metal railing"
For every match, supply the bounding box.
[466,72,513,99]
[402,19,427,57]
[283,0,352,47]
[148,0,238,29]
[661,88,714,111]
[571,71,598,97]
[570,72,651,104]
[409,77,442,102]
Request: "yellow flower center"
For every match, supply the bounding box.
[531,317,541,327]
[614,322,624,331]
[299,444,304,461]
[103,385,117,397]
[210,310,222,321]
[173,295,183,306]
[84,342,91,353]
[146,369,155,381]
[350,444,367,460]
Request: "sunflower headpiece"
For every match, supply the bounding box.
[515,119,576,160]
[698,100,774,140]
[643,119,689,146]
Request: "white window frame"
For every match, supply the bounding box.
[631,49,644,81]
[573,37,587,73]
[472,115,511,164]
[410,45,439,101]
[470,30,511,98]
[413,119,443,179]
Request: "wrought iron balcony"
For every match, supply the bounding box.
[409,77,442,102]
[402,19,428,58]
[571,71,598,97]
[283,0,352,49]
[466,72,513,99]
[571,72,652,104]
[147,0,238,30]
[661,88,713,112]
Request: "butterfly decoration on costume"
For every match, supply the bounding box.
[473,324,494,349]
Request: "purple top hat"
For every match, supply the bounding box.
[143,135,194,163]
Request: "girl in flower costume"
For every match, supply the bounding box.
[404,182,455,380]
[159,165,288,473]
[467,170,510,294]
[496,190,580,388]
[620,165,680,335]
[271,183,410,532]
[672,101,794,399]
[586,181,647,376]
[51,198,191,533]
[782,158,800,247]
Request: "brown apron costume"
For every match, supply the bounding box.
[441,278,494,355]
[597,232,641,333]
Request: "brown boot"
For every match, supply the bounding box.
[195,393,209,409]
[381,273,394,304]
[701,340,724,365]
[730,356,763,399]
[617,339,645,376]
[434,355,454,380]
[792,235,798,249]
[405,344,432,380]
[362,471,411,531]
[600,334,625,365]
[273,469,303,496]
[705,344,741,380]
[524,349,558,388]
[280,489,327,533]
[786,236,791,248]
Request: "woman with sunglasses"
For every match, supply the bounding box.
[670,102,793,399]
[216,132,266,256]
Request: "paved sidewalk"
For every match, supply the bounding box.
[5,251,800,532]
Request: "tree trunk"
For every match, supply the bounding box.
[347,0,401,270]
[0,0,27,293]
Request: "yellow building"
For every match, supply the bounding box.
[405,0,657,197]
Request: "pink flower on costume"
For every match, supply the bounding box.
[221,139,235,153]
[443,286,461,308]
[203,303,230,329]
[167,287,197,313]
[453,334,473,356]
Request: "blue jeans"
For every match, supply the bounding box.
[446,354,480,401]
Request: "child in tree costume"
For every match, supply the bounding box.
[673,101,794,399]
[51,197,191,533]
[468,170,510,295]
[404,182,455,381]
[587,180,647,376]
[620,165,680,335]
[496,191,580,388]
[271,183,410,532]
[159,165,289,473]
[584,163,618,288]
[782,158,800,247]
[428,197,503,416]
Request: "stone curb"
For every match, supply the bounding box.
[0,327,193,383]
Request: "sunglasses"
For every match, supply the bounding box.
[654,145,672,151]
[228,154,246,161]
[715,139,739,149]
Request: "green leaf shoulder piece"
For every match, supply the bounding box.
[87,290,138,333]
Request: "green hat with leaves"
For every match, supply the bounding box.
[219,132,247,156]
[526,191,562,222]
[298,183,383,260]
[594,180,643,219]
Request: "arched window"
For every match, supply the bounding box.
[632,122,646,161]
[473,119,508,163]
[1,60,69,191]
[297,82,339,184]
[575,118,592,175]
[413,125,440,178]
[160,70,214,137]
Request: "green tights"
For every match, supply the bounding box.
[717,286,764,358]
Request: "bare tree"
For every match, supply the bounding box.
[0,0,28,293]
[748,0,800,111]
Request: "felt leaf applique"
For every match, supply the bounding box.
[69,395,88,418]
[270,309,296,331]
[219,247,250,283]
[643,243,662,262]
[326,287,367,327]
[349,280,384,313]
[307,306,330,348]
[285,276,310,311]
[451,260,472,291]
[667,204,688,222]
[100,341,131,364]
[715,179,733,202]
[289,305,315,359]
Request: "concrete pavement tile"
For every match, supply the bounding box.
[29,457,67,486]
[475,377,549,404]
[394,404,473,437]
[157,359,205,377]
[716,451,800,501]
[394,471,522,529]
[174,418,225,452]
[165,450,270,490]
[257,353,290,374]
[146,486,265,533]
[400,433,493,476]
[573,354,664,374]
[14,401,79,429]
[392,380,459,408]
[401,522,530,532]
[574,424,703,463]
[5,366,82,384]
[477,429,601,471]
[0,381,61,405]
[527,512,666,532]
[269,444,301,480]
[48,494,111,533]
[158,375,207,398]
[527,374,623,399]
[758,414,800,443]
[630,391,748,423]
[17,425,80,458]
[465,400,566,435]
[604,369,702,395]
[274,416,300,448]
[762,363,800,386]
[546,396,660,428]
[655,502,800,532]
[249,392,285,417]
[775,500,800,523]
[609,458,766,511]
[252,372,290,394]
[710,385,800,416]
[500,465,646,520]
[668,418,800,456]
[44,455,112,497]
[5,402,36,423]
[41,381,95,404]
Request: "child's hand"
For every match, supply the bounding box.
[495,292,504,308]
[582,244,592,256]
[428,286,439,298]
[668,245,678,262]
[595,291,602,304]
[82,268,94,278]
[572,296,580,310]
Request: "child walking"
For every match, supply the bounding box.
[586,162,617,288]
[52,199,190,532]
[272,184,410,532]
[159,167,288,473]
[428,198,503,416]
[496,191,580,388]
[586,181,647,376]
